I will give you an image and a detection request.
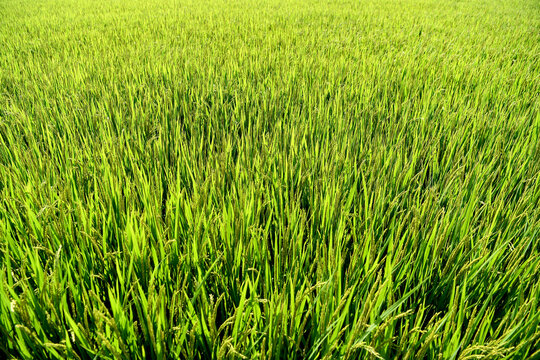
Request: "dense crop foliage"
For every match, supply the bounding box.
[1,0,540,358]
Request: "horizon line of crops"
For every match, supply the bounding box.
[1,0,539,358]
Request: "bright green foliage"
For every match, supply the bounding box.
[1,0,539,358]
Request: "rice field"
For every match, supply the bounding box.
[1,0,539,358]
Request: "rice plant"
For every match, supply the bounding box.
[1,0,539,358]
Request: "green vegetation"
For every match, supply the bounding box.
[1,0,539,358]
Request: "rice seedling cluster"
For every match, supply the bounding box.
[1,0,539,358]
